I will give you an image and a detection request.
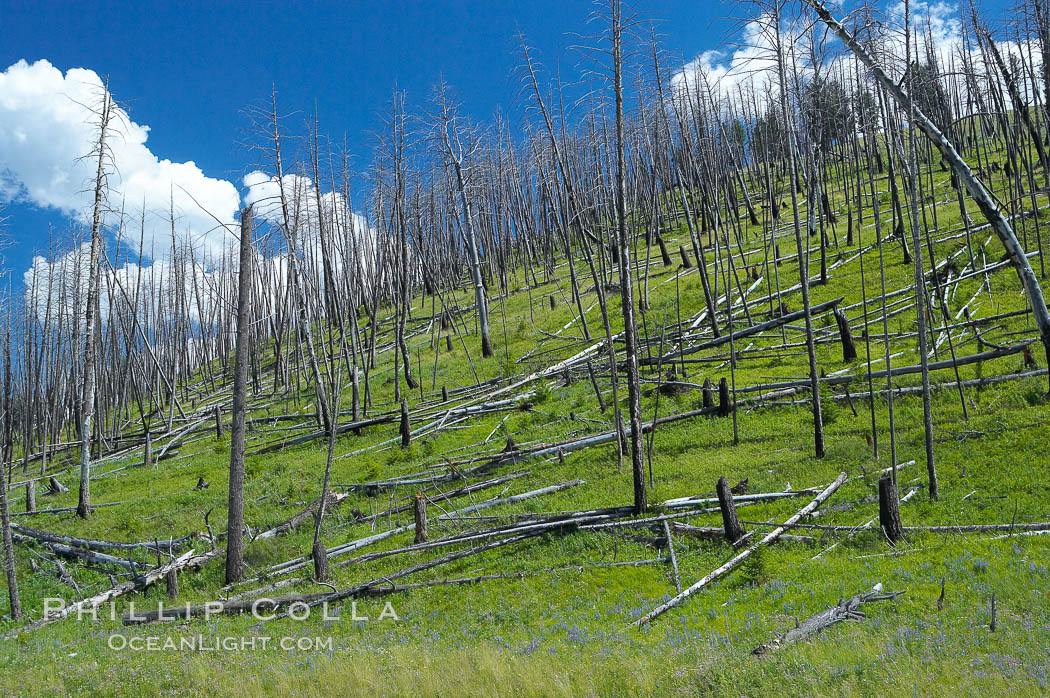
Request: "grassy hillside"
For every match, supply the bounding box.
[3,145,1050,697]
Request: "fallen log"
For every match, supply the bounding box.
[10,500,130,517]
[355,471,528,524]
[360,557,670,596]
[335,508,621,569]
[252,480,585,581]
[27,538,140,573]
[631,472,847,628]
[258,529,553,625]
[671,523,814,544]
[1,490,347,637]
[752,585,905,655]
[645,297,844,364]
[1,549,201,638]
[10,523,192,554]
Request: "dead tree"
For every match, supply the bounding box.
[77,78,115,518]
[225,207,253,585]
[803,0,1050,389]
[432,82,493,358]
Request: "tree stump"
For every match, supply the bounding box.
[549,295,556,310]
[400,399,411,448]
[834,309,857,362]
[878,473,906,544]
[313,540,329,582]
[413,494,428,544]
[718,377,732,417]
[441,385,449,402]
[716,475,746,543]
[165,569,179,600]
[25,481,35,513]
[46,476,68,495]
[445,335,453,352]
[678,245,693,269]
[657,234,673,267]
[702,378,714,409]
[143,432,153,469]
[213,406,223,438]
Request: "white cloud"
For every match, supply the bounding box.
[22,240,225,330]
[670,13,804,115]
[0,59,240,258]
[243,170,380,282]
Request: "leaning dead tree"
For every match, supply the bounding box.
[802,0,1050,387]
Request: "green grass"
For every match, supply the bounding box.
[3,140,1050,696]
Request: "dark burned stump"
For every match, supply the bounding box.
[752,586,905,655]
[445,335,453,352]
[413,494,428,544]
[834,309,857,362]
[656,368,689,398]
[313,540,329,582]
[678,245,693,269]
[400,399,411,448]
[166,570,179,600]
[702,378,714,410]
[25,481,35,513]
[657,234,673,267]
[441,385,449,402]
[717,476,746,544]
[214,406,224,438]
[549,295,557,310]
[718,378,732,417]
[878,474,906,544]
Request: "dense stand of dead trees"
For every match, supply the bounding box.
[2,0,1050,629]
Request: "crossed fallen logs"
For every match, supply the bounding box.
[7,462,1049,639]
[1,491,348,639]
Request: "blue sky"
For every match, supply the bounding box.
[0,0,1014,279]
[0,0,733,275]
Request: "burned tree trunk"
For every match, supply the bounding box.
[400,399,411,448]
[716,475,746,543]
[225,207,253,586]
[834,309,857,362]
[878,473,906,544]
[413,494,428,544]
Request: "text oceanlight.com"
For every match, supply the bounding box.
[108,635,334,652]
